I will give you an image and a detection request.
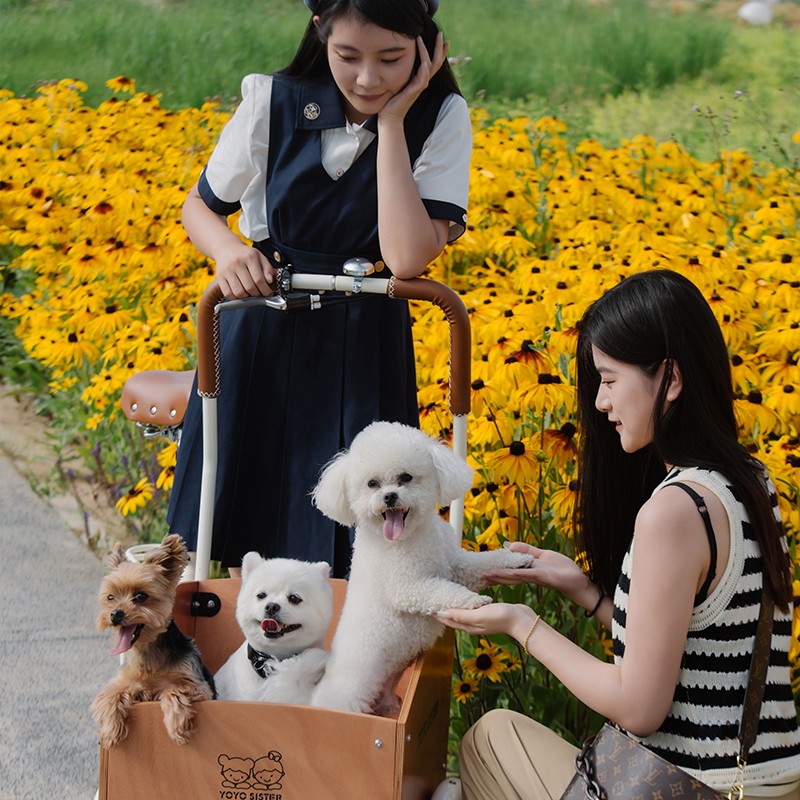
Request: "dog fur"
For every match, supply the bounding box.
[214,554,332,704]
[91,534,216,747]
[310,421,534,715]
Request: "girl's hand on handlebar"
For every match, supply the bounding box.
[215,242,275,299]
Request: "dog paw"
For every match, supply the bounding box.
[98,721,128,749]
[166,717,194,745]
[463,593,493,609]
[161,691,197,745]
[495,551,535,569]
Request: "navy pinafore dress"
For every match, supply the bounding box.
[167,75,449,573]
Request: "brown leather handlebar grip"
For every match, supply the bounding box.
[390,277,471,417]
[196,279,226,397]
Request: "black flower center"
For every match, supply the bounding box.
[475,654,493,671]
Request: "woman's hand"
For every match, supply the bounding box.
[436,602,537,642]
[379,33,448,123]
[482,543,597,607]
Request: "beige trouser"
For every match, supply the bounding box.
[460,709,800,800]
[459,709,578,800]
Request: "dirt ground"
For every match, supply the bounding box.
[0,384,129,555]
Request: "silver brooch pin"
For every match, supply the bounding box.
[303,102,321,120]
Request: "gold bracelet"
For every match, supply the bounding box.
[523,615,541,656]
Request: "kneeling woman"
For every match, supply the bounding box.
[439,269,800,800]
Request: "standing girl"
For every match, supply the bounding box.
[167,0,471,576]
[439,270,800,800]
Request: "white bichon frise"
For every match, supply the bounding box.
[310,421,534,715]
[214,554,333,705]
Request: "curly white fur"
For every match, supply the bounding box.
[310,421,533,715]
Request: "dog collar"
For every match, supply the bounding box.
[247,644,276,678]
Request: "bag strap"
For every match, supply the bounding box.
[739,591,774,760]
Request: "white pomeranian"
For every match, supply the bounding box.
[215,554,333,705]
[310,421,534,716]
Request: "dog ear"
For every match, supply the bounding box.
[313,561,332,579]
[312,451,356,526]
[240,551,264,581]
[145,533,189,584]
[105,543,128,570]
[429,439,474,505]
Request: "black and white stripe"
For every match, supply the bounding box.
[612,466,800,790]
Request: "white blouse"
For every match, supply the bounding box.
[202,73,472,243]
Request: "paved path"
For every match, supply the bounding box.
[0,453,116,800]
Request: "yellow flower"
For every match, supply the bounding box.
[470,377,502,417]
[763,383,800,424]
[476,510,519,548]
[115,478,155,516]
[486,440,540,486]
[156,466,175,491]
[157,441,178,468]
[549,479,579,526]
[542,423,578,469]
[105,76,136,94]
[736,394,783,438]
[791,580,800,665]
[453,676,479,704]
[463,648,509,684]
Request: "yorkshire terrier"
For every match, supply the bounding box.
[91,534,216,748]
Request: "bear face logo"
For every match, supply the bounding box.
[218,754,254,788]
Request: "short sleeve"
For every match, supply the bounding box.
[412,94,472,241]
[198,74,272,241]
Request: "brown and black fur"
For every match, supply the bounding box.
[91,534,216,748]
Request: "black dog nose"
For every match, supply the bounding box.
[264,602,281,617]
[110,609,125,626]
[384,491,399,507]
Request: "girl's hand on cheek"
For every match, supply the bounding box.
[380,33,448,123]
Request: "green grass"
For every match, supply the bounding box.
[0,0,797,163]
[0,0,309,107]
[2,0,729,105]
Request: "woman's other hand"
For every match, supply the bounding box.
[482,542,600,610]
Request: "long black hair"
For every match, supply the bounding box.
[280,0,462,97]
[575,269,791,610]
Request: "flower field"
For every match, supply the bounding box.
[1,79,799,754]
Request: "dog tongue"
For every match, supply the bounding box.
[261,619,280,633]
[109,625,136,657]
[383,508,405,541]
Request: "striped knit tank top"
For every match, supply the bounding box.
[612,466,800,791]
